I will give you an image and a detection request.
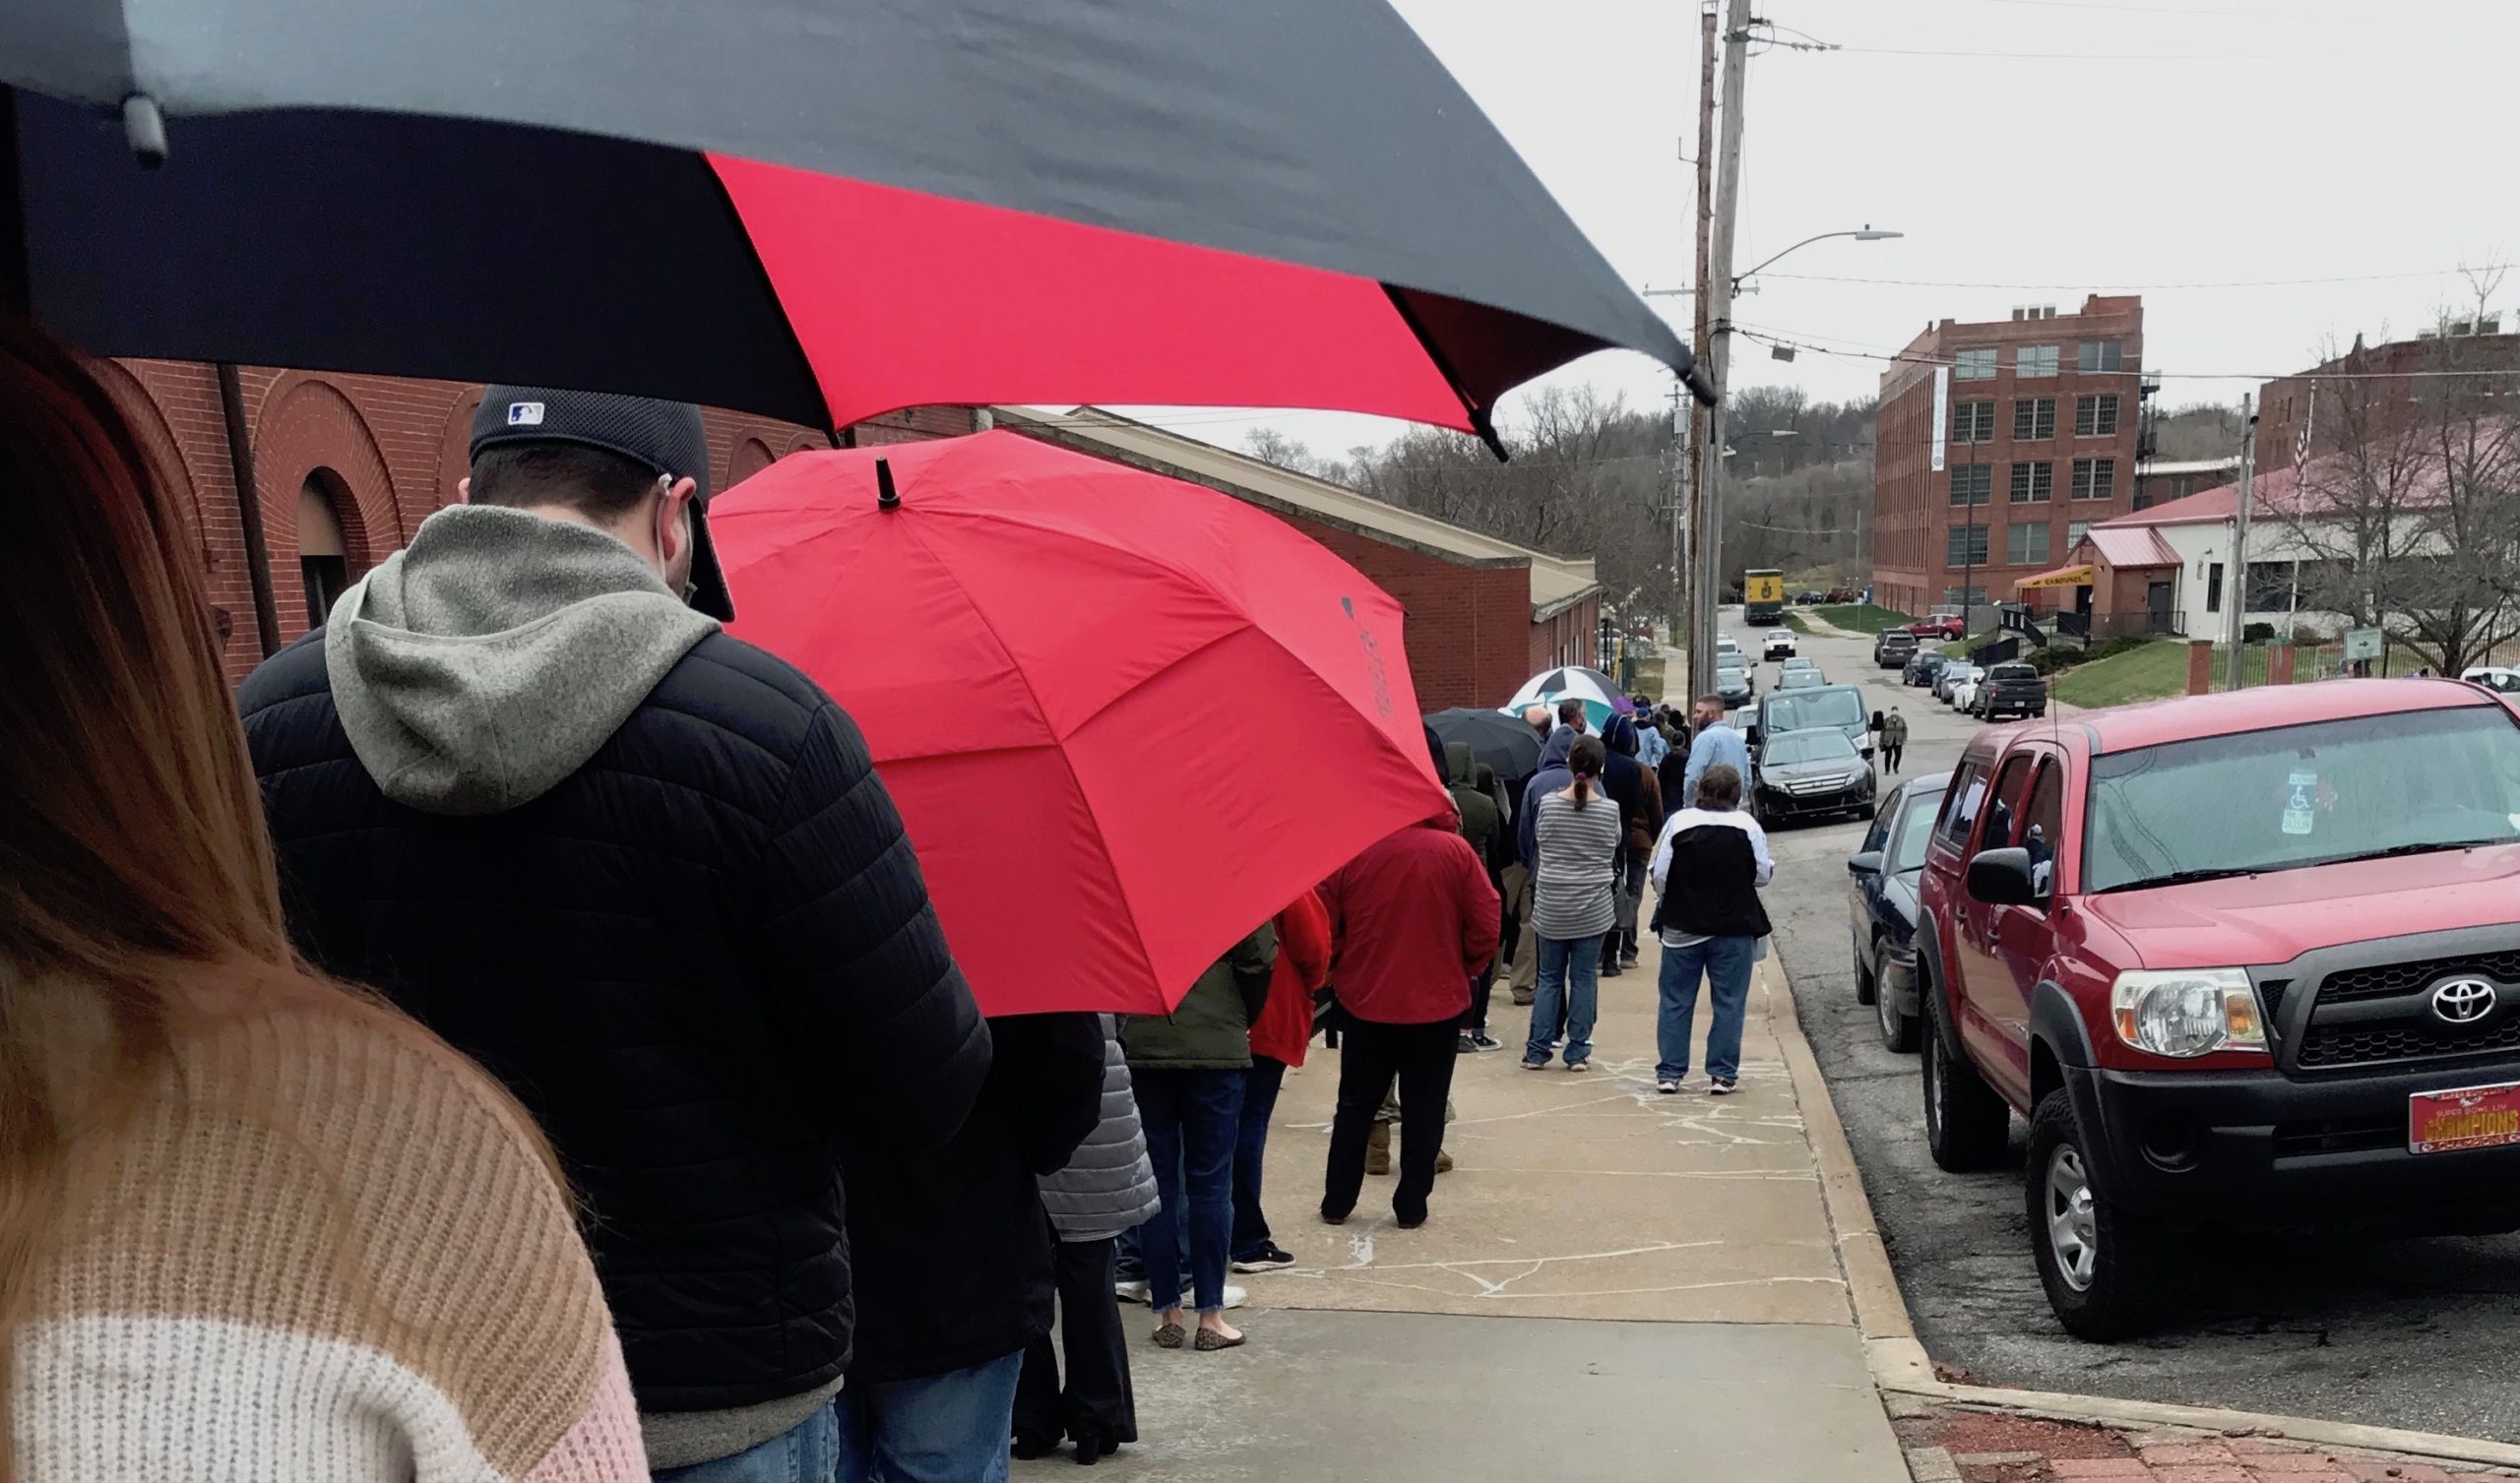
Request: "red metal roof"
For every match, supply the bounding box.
[2084,525,2179,568]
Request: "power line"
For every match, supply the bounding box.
[1754,264,2512,291]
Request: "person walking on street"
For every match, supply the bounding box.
[836,1012,1102,1482]
[1635,702,1671,768]
[1681,694,1750,821]
[1317,812,1501,1229]
[1123,927,1277,1351]
[1880,706,1908,775]
[1523,737,1622,1073]
[1598,715,1665,975]
[1443,741,1512,1051]
[1017,1017,1161,1466]
[1647,765,1775,1096]
[0,320,647,1483]
[1232,892,1333,1273]
[238,388,991,1482]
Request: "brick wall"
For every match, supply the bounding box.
[111,360,969,685]
[1270,511,1539,712]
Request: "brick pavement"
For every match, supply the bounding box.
[1892,1402,2520,1483]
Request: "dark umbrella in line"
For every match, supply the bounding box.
[1425,707,1544,783]
[0,1,1709,449]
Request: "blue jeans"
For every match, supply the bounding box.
[835,1349,1022,1483]
[1525,932,1606,1065]
[656,1401,839,1483]
[1133,1068,1244,1313]
[1657,935,1757,1082]
[1231,1056,1289,1261]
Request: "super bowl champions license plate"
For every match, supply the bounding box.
[2410,1081,2520,1154]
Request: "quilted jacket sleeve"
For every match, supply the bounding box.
[752,702,990,1151]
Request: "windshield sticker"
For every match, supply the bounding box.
[2283,769,2318,836]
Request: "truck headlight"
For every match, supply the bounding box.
[2109,969,2266,1058]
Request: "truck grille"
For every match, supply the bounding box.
[2297,1014,2520,1070]
[2319,951,2520,1004]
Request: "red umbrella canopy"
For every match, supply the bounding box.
[711,431,1452,1016]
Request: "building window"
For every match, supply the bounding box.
[297,470,352,629]
[2131,480,2156,511]
[2016,344,2059,378]
[1953,347,1997,381]
[1943,586,1986,606]
[2007,523,2050,566]
[1949,464,1992,505]
[2077,340,2123,374]
[1952,400,1995,443]
[2012,397,2056,440]
[2205,562,2224,614]
[1946,523,1990,566]
[2074,394,2119,437]
[2070,457,2115,500]
[2067,521,2090,550]
[2245,561,2297,612]
[2008,461,2053,503]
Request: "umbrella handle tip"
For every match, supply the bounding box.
[875,457,901,510]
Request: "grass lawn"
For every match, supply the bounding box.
[2051,641,2186,709]
[1782,611,1816,635]
[1809,603,1914,634]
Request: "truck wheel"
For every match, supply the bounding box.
[1854,934,1878,1006]
[1876,943,1918,1053]
[2026,1092,2172,1341]
[1922,974,2010,1171]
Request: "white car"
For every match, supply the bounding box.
[2462,665,2520,695]
[1763,629,1796,661]
[1947,674,1983,713]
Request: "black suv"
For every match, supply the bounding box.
[1874,630,1919,669]
[1974,660,2048,719]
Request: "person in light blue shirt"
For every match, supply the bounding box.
[1681,694,1749,815]
[1634,699,1670,769]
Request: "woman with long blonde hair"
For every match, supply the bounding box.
[0,315,644,1482]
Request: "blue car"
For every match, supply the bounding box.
[1844,771,1951,1052]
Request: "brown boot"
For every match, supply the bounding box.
[1434,1146,1455,1175]
[1365,1121,1392,1176]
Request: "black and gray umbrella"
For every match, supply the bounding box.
[0,1,1709,444]
[1425,706,1544,782]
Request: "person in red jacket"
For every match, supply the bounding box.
[1230,891,1333,1272]
[1315,811,1502,1229]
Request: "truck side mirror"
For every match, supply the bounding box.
[1966,846,2043,906]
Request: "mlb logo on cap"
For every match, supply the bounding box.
[506,402,545,426]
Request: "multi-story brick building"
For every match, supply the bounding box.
[1868,294,2146,618]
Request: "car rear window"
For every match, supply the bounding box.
[1936,762,1988,850]
[1764,688,1866,733]
[1991,663,2037,680]
[2083,705,2520,893]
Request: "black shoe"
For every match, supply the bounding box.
[1601,960,1625,977]
[1231,1243,1297,1272]
[1073,1434,1106,1466]
[1457,1030,1480,1054]
[1470,1032,1504,1052]
[1395,1203,1428,1230]
[1014,1434,1061,1461]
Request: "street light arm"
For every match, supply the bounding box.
[1732,226,1901,289]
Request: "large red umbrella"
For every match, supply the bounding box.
[710,431,1451,1015]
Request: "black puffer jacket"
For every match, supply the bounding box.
[238,627,990,1414]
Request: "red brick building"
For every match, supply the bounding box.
[993,406,1603,711]
[101,359,970,686]
[1869,294,2146,617]
[2256,326,2520,468]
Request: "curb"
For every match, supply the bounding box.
[1762,957,2520,1474]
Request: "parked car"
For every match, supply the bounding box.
[1825,587,1858,603]
[1750,682,1876,761]
[1947,671,1984,714]
[1750,726,1876,826]
[2461,665,2520,695]
[1848,771,1953,1052]
[1796,589,1825,605]
[1934,662,1983,706]
[1908,613,1968,641]
[1914,680,2520,1340]
[1776,668,1827,691]
[1764,628,1798,661]
[1973,660,2048,720]
[1904,649,1948,688]
[1874,630,1920,670]
[1716,662,1754,710]
[1781,655,1819,673]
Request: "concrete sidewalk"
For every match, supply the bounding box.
[1019,931,1911,1482]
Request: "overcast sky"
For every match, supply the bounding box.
[1111,0,2517,462]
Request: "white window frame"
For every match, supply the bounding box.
[1953,347,1997,381]
[2074,393,2119,437]
[2016,344,2060,378]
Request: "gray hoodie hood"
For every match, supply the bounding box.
[324,505,721,816]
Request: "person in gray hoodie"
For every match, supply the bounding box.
[1014,1016,1159,1465]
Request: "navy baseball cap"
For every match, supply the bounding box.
[470,387,734,621]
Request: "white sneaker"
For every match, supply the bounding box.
[1657,1079,1679,1095]
[1224,1284,1248,1310]
[1708,1079,1738,1096]
[1113,1278,1149,1304]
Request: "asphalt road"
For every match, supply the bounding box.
[1719,607,2520,1443]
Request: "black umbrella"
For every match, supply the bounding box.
[0,2,1709,447]
[1425,707,1544,783]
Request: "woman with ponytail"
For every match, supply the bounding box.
[1521,735,1622,1072]
[0,315,644,1483]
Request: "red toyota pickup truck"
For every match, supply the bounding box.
[1913,680,2520,1338]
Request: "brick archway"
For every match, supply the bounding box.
[439,388,484,509]
[255,376,403,638]
[727,436,778,490]
[90,360,209,565]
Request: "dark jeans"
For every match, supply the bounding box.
[1133,1067,1243,1313]
[1322,1018,1461,1225]
[1464,964,1494,1035]
[1883,743,1903,773]
[1231,1056,1289,1261]
[1013,1235,1136,1450]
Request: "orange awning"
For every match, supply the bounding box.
[2014,564,2094,591]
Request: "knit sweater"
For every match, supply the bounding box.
[1531,789,1622,941]
[12,1005,645,1483]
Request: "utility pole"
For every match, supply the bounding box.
[2224,393,2257,690]
[1688,0,1753,703]
[1672,4,1718,660]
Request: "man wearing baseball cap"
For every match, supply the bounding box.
[239,388,991,1480]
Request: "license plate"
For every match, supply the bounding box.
[2409,1081,2520,1154]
